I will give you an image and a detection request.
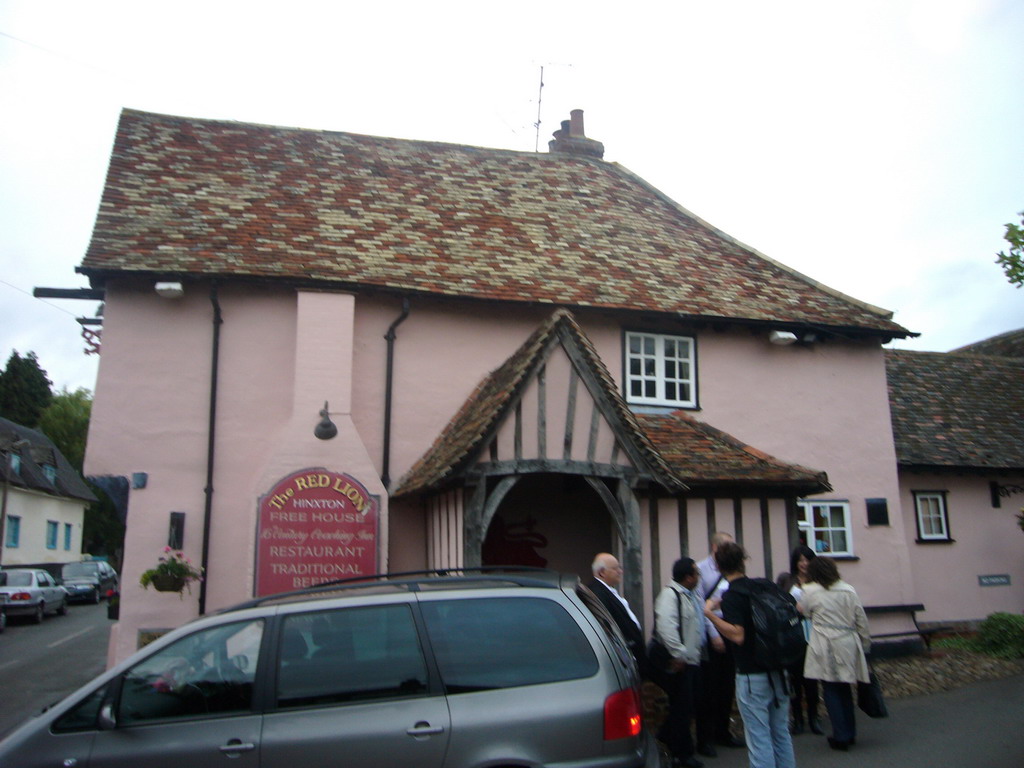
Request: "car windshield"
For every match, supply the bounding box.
[63,563,99,578]
[1,571,33,587]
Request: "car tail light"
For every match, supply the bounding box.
[604,687,642,740]
[10,592,32,601]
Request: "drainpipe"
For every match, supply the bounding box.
[381,298,410,489]
[198,282,222,615]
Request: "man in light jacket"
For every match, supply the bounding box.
[655,557,707,768]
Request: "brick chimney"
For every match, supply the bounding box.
[548,109,604,159]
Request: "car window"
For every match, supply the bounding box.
[63,563,98,578]
[118,619,264,725]
[53,686,108,733]
[275,604,428,708]
[420,596,598,693]
[2,572,32,587]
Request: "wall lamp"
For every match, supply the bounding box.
[314,401,338,440]
[155,281,184,299]
[768,330,798,346]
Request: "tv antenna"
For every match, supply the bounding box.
[534,66,545,152]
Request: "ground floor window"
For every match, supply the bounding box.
[46,520,58,549]
[913,491,951,541]
[797,500,852,556]
[5,515,20,548]
[64,522,73,550]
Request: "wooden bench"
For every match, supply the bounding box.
[864,603,948,656]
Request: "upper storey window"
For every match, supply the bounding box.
[625,331,697,408]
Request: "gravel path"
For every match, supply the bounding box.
[873,647,1024,698]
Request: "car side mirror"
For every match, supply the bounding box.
[97,703,117,731]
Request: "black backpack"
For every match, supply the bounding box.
[732,578,806,669]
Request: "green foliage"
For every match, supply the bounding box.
[933,613,1024,659]
[39,387,92,472]
[140,549,204,596]
[0,351,53,427]
[996,211,1024,288]
[82,481,125,561]
[977,613,1024,659]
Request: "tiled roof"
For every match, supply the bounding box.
[392,309,682,496]
[885,349,1024,470]
[394,310,830,497]
[635,411,831,493]
[0,418,97,503]
[81,109,910,338]
[950,327,1024,358]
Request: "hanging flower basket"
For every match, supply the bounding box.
[151,574,187,593]
[139,549,204,599]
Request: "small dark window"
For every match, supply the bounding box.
[865,498,889,526]
[420,597,598,693]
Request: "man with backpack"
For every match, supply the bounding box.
[703,541,801,768]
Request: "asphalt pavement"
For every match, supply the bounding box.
[694,674,1024,768]
[0,599,112,739]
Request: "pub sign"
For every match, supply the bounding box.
[256,469,379,596]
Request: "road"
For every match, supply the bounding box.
[695,673,1024,768]
[0,599,113,739]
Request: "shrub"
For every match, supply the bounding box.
[977,613,1024,659]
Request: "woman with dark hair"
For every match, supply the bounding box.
[802,557,871,751]
[776,545,821,735]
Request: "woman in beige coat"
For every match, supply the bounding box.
[801,557,870,752]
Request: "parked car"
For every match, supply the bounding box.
[61,560,119,604]
[0,569,656,768]
[0,595,6,633]
[0,569,69,623]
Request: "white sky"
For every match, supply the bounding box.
[2,0,1022,393]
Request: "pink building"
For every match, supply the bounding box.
[63,108,1020,664]
[886,330,1024,631]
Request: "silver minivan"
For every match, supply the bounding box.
[0,570,657,768]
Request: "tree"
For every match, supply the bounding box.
[39,387,92,472]
[82,482,125,562]
[38,388,124,560]
[0,350,53,427]
[996,210,1024,288]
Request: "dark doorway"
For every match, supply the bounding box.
[481,474,613,583]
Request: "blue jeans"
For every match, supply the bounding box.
[734,671,797,768]
[821,681,856,743]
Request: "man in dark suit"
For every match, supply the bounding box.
[588,552,647,676]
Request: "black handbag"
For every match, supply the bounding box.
[647,635,673,672]
[857,668,888,718]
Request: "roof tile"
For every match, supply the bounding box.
[82,110,909,336]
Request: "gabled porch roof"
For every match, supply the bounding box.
[393,310,829,498]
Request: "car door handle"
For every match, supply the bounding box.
[219,739,256,755]
[406,721,445,737]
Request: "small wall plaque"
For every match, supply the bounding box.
[978,574,1011,587]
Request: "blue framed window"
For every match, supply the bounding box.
[5,515,20,548]
[43,465,57,483]
[64,523,73,550]
[46,520,58,549]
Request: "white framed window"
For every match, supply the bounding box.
[797,500,852,556]
[913,491,951,541]
[625,331,697,407]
